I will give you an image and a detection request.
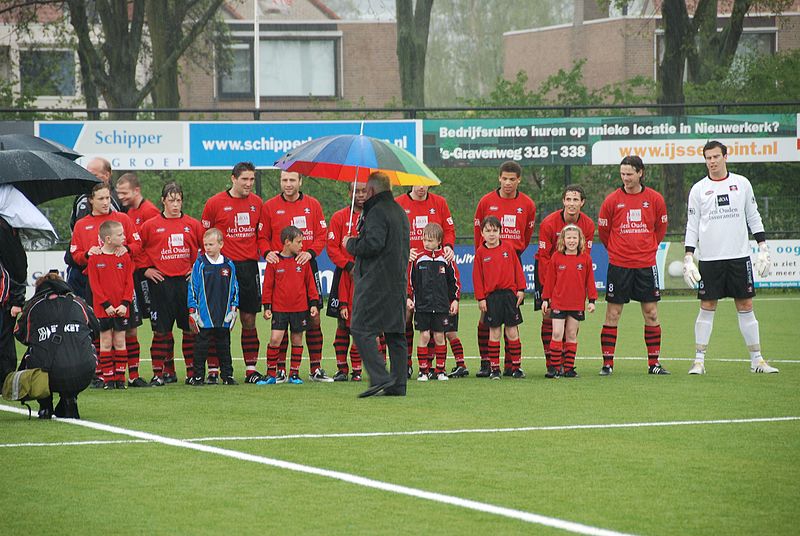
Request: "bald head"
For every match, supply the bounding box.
[87,157,112,183]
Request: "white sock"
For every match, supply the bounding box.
[737,310,762,363]
[694,308,715,362]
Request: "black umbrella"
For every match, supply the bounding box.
[0,150,99,205]
[0,133,82,161]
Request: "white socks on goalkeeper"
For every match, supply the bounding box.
[737,310,763,364]
[694,308,715,362]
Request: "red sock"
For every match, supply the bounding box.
[334,327,350,373]
[241,328,260,375]
[164,332,175,376]
[549,340,564,368]
[290,345,303,375]
[350,343,362,374]
[378,334,386,362]
[100,350,114,382]
[503,333,512,370]
[182,331,195,379]
[405,320,414,367]
[434,344,447,373]
[417,346,429,373]
[150,333,168,377]
[125,335,140,380]
[266,345,280,377]
[645,325,661,367]
[306,325,323,372]
[478,322,489,370]
[541,317,553,368]
[564,342,577,371]
[114,349,128,382]
[507,338,522,371]
[601,325,617,368]
[448,337,465,367]
[488,340,500,372]
[207,333,219,375]
[277,333,288,373]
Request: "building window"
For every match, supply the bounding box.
[260,39,338,97]
[19,49,76,97]
[219,42,254,98]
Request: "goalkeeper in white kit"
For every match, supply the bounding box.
[682,140,777,374]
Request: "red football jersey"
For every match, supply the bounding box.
[87,251,134,318]
[70,212,142,271]
[536,210,595,286]
[473,189,536,255]
[598,187,668,268]
[395,191,456,252]
[542,251,598,311]
[125,199,161,268]
[327,206,360,269]
[261,254,320,313]
[258,193,327,258]
[201,190,262,262]
[139,213,204,277]
[472,240,526,301]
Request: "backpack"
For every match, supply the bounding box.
[3,368,51,419]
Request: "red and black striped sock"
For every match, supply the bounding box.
[564,342,577,371]
[434,344,447,373]
[645,325,662,367]
[182,331,195,379]
[503,333,512,371]
[601,325,618,368]
[350,343,362,374]
[125,335,140,380]
[277,333,289,373]
[405,320,414,368]
[478,322,489,370]
[241,328,260,376]
[416,346,429,374]
[306,325,323,372]
[150,333,168,377]
[488,340,501,372]
[266,345,280,377]
[549,340,564,368]
[541,317,553,368]
[448,337,465,367]
[114,349,128,382]
[207,333,219,376]
[333,327,350,373]
[290,345,303,375]
[164,332,176,376]
[99,350,114,383]
[507,338,522,371]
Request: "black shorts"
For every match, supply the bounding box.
[134,268,152,318]
[98,316,131,332]
[127,288,143,328]
[443,312,458,333]
[484,290,523,328]
[533,260,544,311]
[698,257,756,300]
[549,309,586,321]
[414,311,448,332]
[605,264,661,304]
[309,258,323,309]
[149,276,190,333]
[233,260,262,314]
[271,311,311,332]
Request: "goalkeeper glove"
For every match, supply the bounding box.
[755,243,771,278]
[188,309,203,333]
[683,254,701,289]
[224,308,238,330]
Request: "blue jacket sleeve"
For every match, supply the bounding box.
[228,260,240,309]
[188,258,202,311]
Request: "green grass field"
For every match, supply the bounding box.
[2,294,798,535]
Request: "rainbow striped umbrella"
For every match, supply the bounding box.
[274,134,440,186]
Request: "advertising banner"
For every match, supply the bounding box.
[423,114,800,167]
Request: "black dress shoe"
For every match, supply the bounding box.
[358,380,395,398]
[377,389,406,397]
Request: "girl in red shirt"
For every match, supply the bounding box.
[542,225,597,378]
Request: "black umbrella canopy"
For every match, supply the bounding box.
[0,133,82,161]
[0,150,99,205]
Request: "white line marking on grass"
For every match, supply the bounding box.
[0,404,634,536]
[457,296,800,306]
[0,439,150,448]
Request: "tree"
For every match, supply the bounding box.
[396,0,434,108]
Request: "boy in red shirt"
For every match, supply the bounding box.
[542,225,598,378]
[87,220,134,389]
[336,265,362,380]
[472,216,526,380]
[258,226,320,385]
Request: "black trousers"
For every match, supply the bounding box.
[351,328,407,392]
[0,307,17,384]
[193,328,233,379]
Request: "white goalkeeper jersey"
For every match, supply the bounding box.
[685,172,765,261]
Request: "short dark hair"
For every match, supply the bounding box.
[367,171,391,193]
[563,184,586,201]
[280,225,303,244]
[116,172,140,189]
[90,182,111,198]
[232,161,256,178]
[703,140,727,157]
[481,215,501,231]
[499,161,522,177]
[161,181,183,200]
[620,155,644,173]
[98,220,122,241]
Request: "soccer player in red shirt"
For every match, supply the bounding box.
[201,162,263,383]
[115,172,160,387]
[473,161,536,377]
[327,181,367,381]
[396,185,466,377]
[258,171,330,382]
[535,184,595,377]
[597,156,669,376]
[87,220,134,389]
[541,225,597,378]
[140,182,204,386]
[258,226,320,385]
[473,216,526,380]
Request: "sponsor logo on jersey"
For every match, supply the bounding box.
[156,227,165,233]
[616,203,625,208]
[489,206,498,211]
[223,206,232,211]
[716,194,730,207]
[97,263,106,268]
[704,190,714,195]
[276,210,285,215]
